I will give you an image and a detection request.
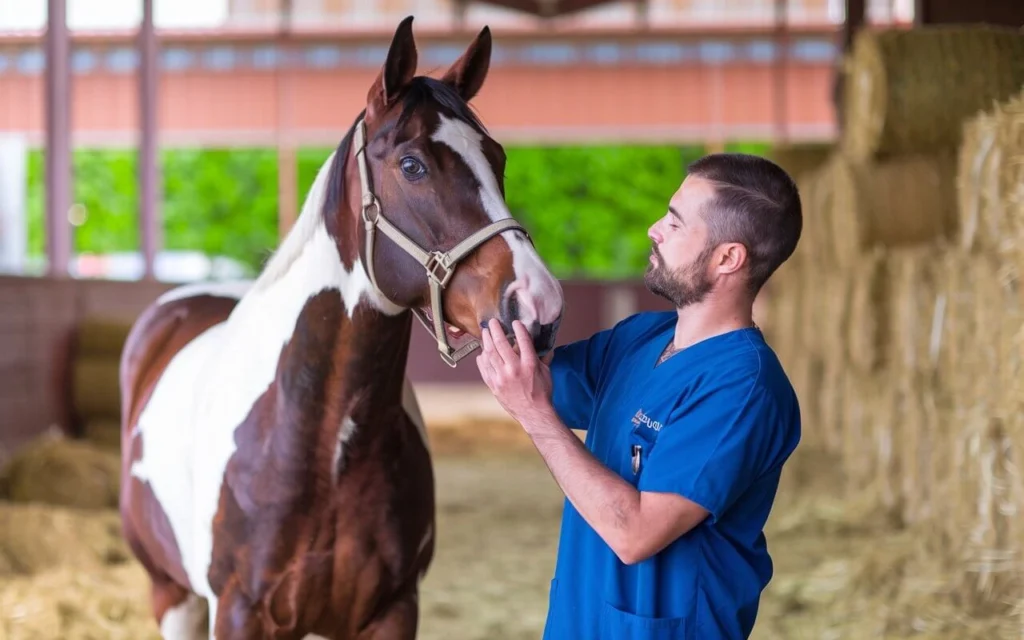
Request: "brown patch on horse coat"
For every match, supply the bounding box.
[119,293,240,616]
[207,291,435,638]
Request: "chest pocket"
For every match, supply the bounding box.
[624,405,671,484]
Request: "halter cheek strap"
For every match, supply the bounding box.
[352,117,531,368]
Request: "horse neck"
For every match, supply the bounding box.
[235,147,414,414]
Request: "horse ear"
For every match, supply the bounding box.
[367,16,418,119]
[441,25,491,102]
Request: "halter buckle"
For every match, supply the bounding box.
[361,196,380,227]
[425,252,455,287]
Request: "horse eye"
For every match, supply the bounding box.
[400,157,425,178]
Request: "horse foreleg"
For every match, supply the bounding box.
[151,579,209,640]
[356,590,419,640]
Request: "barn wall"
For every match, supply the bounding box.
[0,275,674,455]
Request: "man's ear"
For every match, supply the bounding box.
[717,243,748,275]
[366,15,418,121]
[440,25,491,102]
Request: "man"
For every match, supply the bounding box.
[475,152,803,639]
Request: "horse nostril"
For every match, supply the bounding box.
[535,322,555,349]
[502,293,520,329]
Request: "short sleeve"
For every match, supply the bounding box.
[547,327,615,431]
[637,370,798,523]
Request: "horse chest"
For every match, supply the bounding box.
[204,410,435,637]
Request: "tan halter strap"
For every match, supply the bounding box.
[352,117,531,367]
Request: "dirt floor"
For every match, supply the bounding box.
[0,386,1018,639]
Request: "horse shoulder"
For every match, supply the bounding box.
[120,287,245,596]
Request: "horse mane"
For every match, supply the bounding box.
[250,111,362,292]
[250,76,484,293]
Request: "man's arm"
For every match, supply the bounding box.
[524,406,709,564]
[476,319,709,565]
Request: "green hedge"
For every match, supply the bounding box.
[25,142,755,279]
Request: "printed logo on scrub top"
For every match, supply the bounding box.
[632,409,663,432]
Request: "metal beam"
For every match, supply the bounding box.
[277,0,297,240]
[44,0,71,278]
[774,0,789,143]
[139,0,161,280]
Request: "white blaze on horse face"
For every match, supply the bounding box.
[431,114,564,329]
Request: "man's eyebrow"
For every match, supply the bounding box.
[669,206,683,222]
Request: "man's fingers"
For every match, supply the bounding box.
[488,318,518,368]
[511,320,537,365]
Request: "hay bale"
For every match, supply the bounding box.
[760,259,804,367]
[957,86,1024,256]
[0,436,120,510]
[830,153,958,269]
[841,25,1024,161]
[83,419,121,453]
[769,143,833,182]
[816,360,848,458]
[76,316,133,359]
[796,157,840,272]
[846,248,891,373]
[934,255,1024,613]
[888,245,946,379]
[896,374,940,528]
[0,503,130,577]
[71,358,121,422]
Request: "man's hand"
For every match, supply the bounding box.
[474,317,709,565]
[476,318,554,428]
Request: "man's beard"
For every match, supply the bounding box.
[644,243,715,309]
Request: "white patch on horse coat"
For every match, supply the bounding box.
[159,593,208,639]
[332,416,358,483]
[401,377,428,450]
[130,149,410,637]
[158,280,253,306]
[431,114,563,327]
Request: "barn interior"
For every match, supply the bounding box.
[2,0,1024,637]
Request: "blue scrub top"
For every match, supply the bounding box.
[542,311,801,640]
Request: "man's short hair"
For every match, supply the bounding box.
[686,152,802,294]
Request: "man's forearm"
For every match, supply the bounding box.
[523,408,643,562]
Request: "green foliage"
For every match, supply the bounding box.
[503,145,704,279]
[27,148,279,275]
[161,148,278,274]
[27,141,806,281]
[293,144,704,279]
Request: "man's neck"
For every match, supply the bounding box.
[672,293,755,352]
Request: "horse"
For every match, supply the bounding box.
[118,16,565,639]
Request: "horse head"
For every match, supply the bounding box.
[329,16,564,367]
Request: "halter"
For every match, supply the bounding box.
[352,117,531,368]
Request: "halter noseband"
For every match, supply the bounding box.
[352,117,531,368]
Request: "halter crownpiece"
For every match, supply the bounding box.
[352,117,532,368]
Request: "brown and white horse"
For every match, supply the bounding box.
[118,16,563,639]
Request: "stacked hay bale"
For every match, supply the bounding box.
[940,86,1024,615]
[72,316,132,452]
[763,23,1024,627]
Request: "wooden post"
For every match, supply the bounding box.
[44,0,71,277]
[139,0,161,280]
